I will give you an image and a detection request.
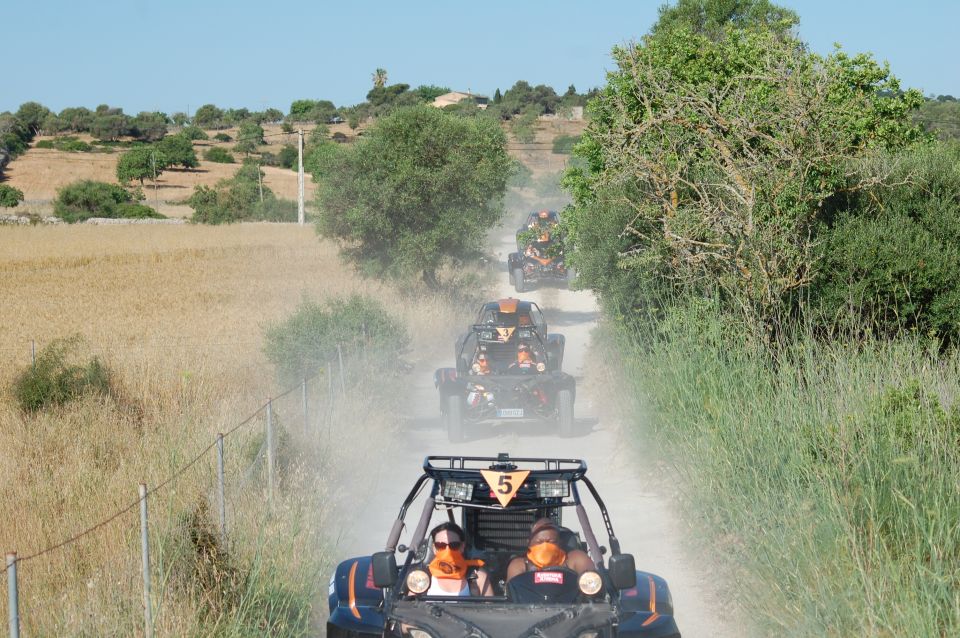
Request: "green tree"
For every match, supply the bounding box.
[371,68,388,88]
[414,85,451,101]
[263,107,284,123]
[156,134,198,169]
[192,104,224,129]
[90,109,131,141]
[564,19,922,332]
[57,107,94,133]
[0,184,25,207]
[652,0,799,39]
[171,112,190,127]
[117,146,165,185]
[131,111,169,141]
[314,105,511,285]
[15,102,52,136]
[234,121,264,154]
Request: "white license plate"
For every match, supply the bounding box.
[497,409,524,418]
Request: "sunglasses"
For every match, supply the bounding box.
[433,541,463,550]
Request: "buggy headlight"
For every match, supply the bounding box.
[577,633,599,638]
[578,571,603,596]
[537,479,569,498]
[536,362,546,372]
[441,480,474,502]
[406,629,433,638]
[480,330,494,340]
[405,569,431,595]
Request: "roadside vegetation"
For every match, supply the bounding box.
[567,0,960,635]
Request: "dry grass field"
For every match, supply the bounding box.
[0,224,470,634]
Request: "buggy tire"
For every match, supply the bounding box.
[327,623,377,638]
[557,389,574,437]
[513,268,526,293]
[447,394,465,443]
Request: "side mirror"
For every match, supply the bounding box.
[607,553,637,590]
[372,551,398,588]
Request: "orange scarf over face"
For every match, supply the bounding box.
[527,542,567,569]
[428,548,484,580]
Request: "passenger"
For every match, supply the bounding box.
[471,352,491,375]
[505,521,596,583]
[512,343,544,372]
[426,522,493,596]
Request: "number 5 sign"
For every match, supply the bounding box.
[480,470,531,507]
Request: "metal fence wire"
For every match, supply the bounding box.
[1,343,349,638]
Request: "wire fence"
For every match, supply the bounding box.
[1,339,356,637]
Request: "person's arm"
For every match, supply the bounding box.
[476,569,494,596]
[565,549,596,574]
[505,556,526,582]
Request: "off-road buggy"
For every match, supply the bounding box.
[507,210,572,293]
[437,319,576,441]
[327,454,680,638]
[460,298,566,371]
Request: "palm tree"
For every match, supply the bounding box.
[371,68,388,88]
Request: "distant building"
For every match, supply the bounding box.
[432,91,489,109]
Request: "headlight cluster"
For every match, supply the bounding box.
[405,569,431,595]
[441,480,474,502]
[578,571,603,596]
[406,630,432,638]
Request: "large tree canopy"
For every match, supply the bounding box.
[564,14,922,332]
[314,105,511,285]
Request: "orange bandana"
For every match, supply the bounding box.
[428,548,484,580]
[527,542,567,569]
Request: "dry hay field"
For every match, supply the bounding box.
[2,123,360,219]
[0,223,467,634]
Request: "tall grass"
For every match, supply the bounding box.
[609,303,960,636]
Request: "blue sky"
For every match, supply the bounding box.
[4,1,958,115]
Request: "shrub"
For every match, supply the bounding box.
[213,133,232,142]
[507,158,533,188]
[53,180,135,222]
[813,143,960,343]
[551,134,579,154]
[12,335,113,412]
[263,295,409,386]
[204,147,235,163]
[0,184,24,207]
[189,162,295,224]
[59,138,93,152]
[510,109,539,143]
[34,139,54,149]
[114,202,165,219]
[277,144,297,169]
[180,126,208,141]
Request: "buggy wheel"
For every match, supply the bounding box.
[556,389,574,437]
[446,394,465,443]
[513,268,525,293]
[508,268,515,285]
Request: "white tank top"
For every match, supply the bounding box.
[426,578,470,597]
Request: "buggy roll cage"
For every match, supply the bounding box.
[457,324,550,374]
[382,454,625,598]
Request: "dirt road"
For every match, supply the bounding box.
[334,224,741,636]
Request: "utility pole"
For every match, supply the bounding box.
[297,129,305,225]
[257,163,264,202]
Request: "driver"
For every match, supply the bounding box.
[505,521,595,583]
[425,523,493,596]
